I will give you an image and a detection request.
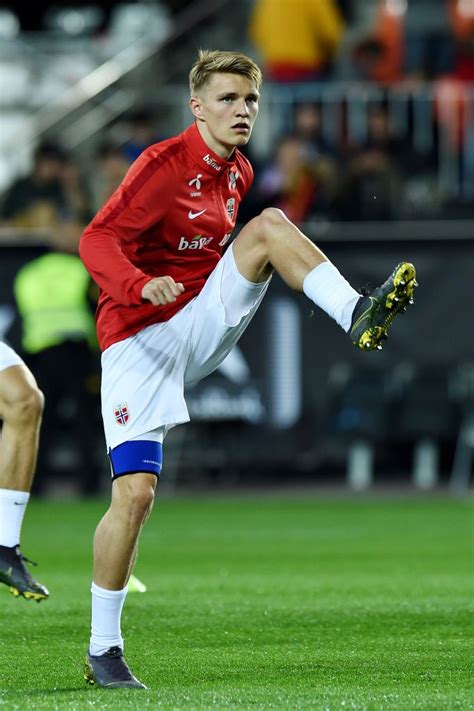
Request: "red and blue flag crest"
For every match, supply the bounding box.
[114,402,130,426]
[226,198,235,220]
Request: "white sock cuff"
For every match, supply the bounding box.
[303,261,360,332]
[0,488,30,503]
[91,582,128,598]
[303,261,341,297]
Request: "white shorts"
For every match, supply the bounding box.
[101,244,270,450]
[0,342,25,372]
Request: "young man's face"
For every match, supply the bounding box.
[190,72,260,158]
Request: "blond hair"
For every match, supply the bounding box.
[189,49,263,95]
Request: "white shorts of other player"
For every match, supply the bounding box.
[101,243,271,451]
[0,342,25,372]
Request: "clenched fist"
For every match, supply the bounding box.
[141,276,185,306]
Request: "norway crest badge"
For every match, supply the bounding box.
[226,198,235,221]
[114,402,130,426]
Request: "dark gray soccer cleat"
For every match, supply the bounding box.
[84,646,147,689]
[0,544,49,601]
[350,262,418,351]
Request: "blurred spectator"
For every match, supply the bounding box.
[89,141,129,214]
[404,0,455,80]
[291,102,340,214]
[351,33,403,83]
[249,0,345,82]
[348,1,405,84]
[448,0,474,197]
[292,101,338,159]
[1,143,69,231]
[336,104,404,219]
[13,244,101,496]
[0,142,87,248]
[120,109,163,163]
[61,155,93,225]
[350,0,460,84]
[450,0,474,81]
[247,135,319,222]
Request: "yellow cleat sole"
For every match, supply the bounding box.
[358,326,387,351]
[386,262,417,309]
[9,585,48,602]
[84,661,97,686]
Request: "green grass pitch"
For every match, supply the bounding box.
[0,495,472,710]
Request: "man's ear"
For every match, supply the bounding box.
[189,96,204,120]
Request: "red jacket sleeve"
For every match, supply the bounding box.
[79,145,177,306]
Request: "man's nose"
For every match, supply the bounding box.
[236,100,250,116]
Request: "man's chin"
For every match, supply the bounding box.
[230,134,250,147]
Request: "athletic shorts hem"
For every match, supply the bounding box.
[105,413,190,450]
[112,467,161,480]
[228,243,271,290]
[0,343,25,372]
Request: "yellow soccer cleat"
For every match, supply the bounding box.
[0,545,49,601]
[350,262,418,351]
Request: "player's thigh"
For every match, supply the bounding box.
[232,208,287,283]
[184,244,270,386]
[101,313,192,451]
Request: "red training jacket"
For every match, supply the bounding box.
[79,122,253,351]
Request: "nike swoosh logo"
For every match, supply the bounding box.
[14,502,26,506]
[188,209,207,220]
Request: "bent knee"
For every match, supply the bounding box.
[2,383,44,426]
[261,207,289,229]
[130,484,155,514]
[114,476,156,521]
[252,208,290,243]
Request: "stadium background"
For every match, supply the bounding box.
[0,0,472,495]
[0,2,472,708]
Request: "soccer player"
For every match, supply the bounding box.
[0,342,49,601]
[80,49,417,689]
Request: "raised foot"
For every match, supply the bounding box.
[350,262,418,351]
[0,545,49,601]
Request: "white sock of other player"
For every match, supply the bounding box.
[303,261,361,332]
[89,582,128,656]
[0,488,30,548]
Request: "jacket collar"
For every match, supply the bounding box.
[182,122,235,176]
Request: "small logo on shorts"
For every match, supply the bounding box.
[114,402,130,425]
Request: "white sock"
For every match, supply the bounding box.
[89,582,128,656]
[0,488,30,547]
[303,261,361,332]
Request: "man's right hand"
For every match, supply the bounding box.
[141,276,185,306]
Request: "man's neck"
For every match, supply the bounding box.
[196,122,235,161]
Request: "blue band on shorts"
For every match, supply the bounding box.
[109,440,163,479]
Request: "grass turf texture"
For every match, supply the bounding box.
[0,496,472,710]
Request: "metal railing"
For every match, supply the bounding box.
[255,82,474,200]
[117,81,473,203]
[0,0,231,187]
